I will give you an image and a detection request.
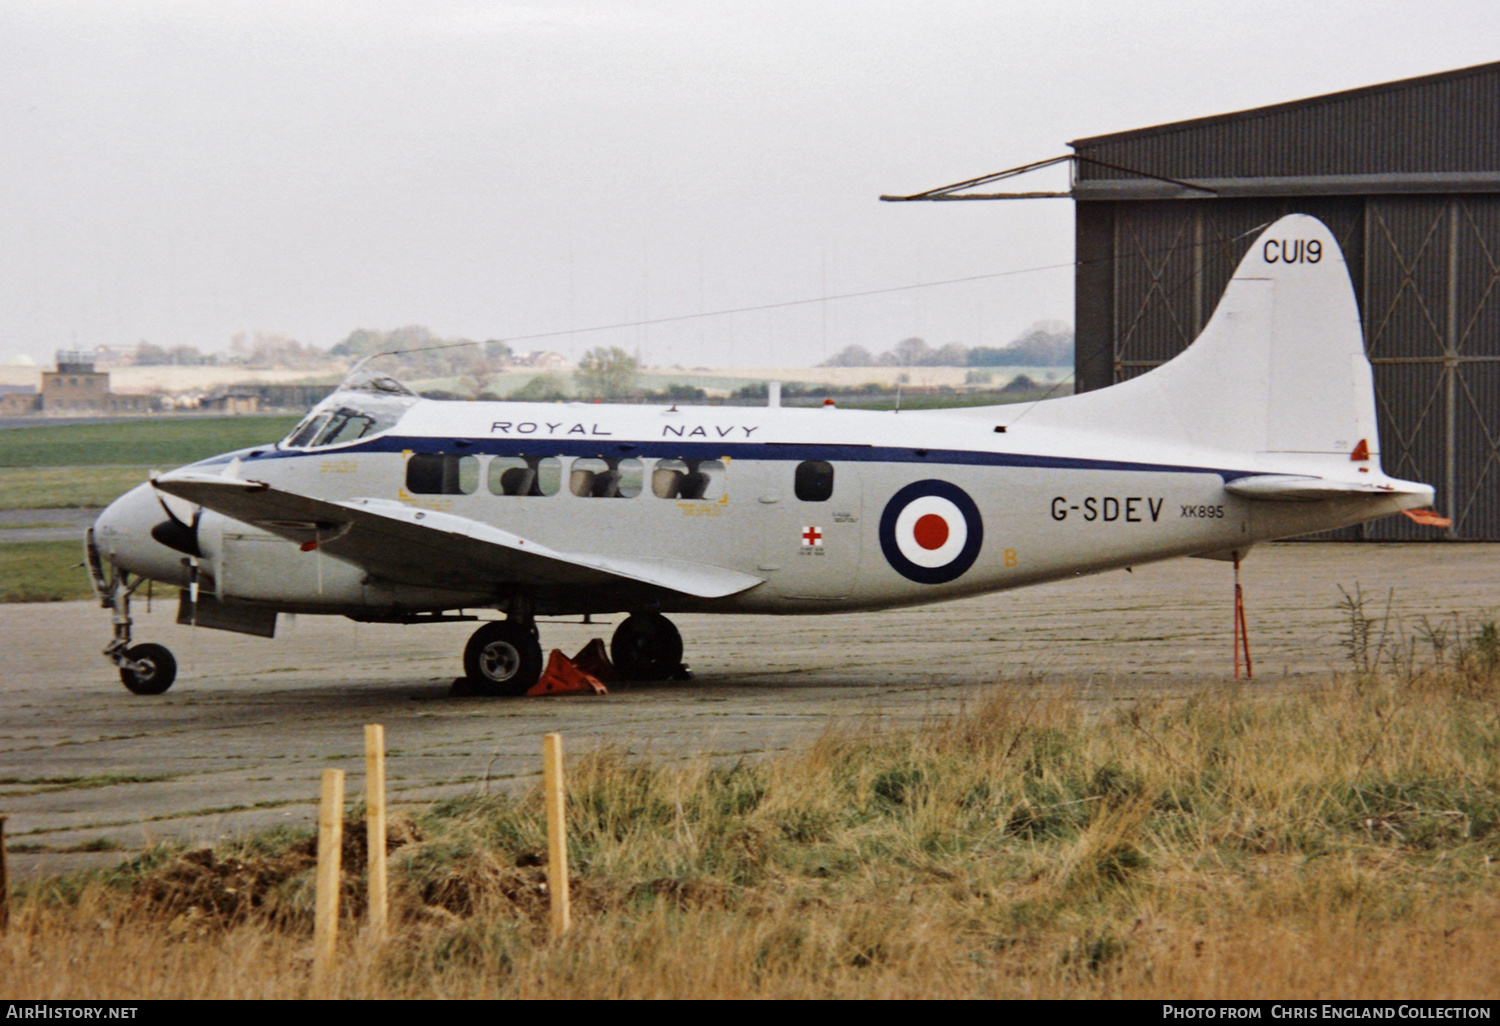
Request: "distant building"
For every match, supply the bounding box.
[201,389,261,415]
[513,350,573,370]
[0,385,39,416]
[88,345,138,368]
[33,351,153,414]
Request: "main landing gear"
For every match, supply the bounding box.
[462,620,544,696]
[610,613,684,682]
[89,533,179,695]
[457,610,686,696]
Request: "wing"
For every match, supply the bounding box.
[153,472,763,599]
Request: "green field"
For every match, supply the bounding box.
[0,540,95,602]
[0,466,155,510]
[0,417,300,512]
[0,416,300,468]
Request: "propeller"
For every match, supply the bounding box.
[150,492,203,558]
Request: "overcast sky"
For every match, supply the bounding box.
[1,1,1494,368]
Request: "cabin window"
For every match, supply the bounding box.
[615,458,644,498]
[406,453,479,495]
[488,456,562,497]
[652,458,725,500]
[568,457,641,498]
[794,460,834,502]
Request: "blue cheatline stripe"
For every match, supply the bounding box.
[206,435,1260,482]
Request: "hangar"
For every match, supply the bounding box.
[887,61,1500,538]
[1069,61,1500,540]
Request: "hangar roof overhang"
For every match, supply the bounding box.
[1069,59,1500,202]
[1070,170,1500,202]
[885,60,1500,205]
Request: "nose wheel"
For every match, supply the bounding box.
[118,643,177,695]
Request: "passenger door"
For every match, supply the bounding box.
[756,459,862,600]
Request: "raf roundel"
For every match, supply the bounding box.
[879,480,984,584]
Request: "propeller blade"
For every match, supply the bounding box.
[150,492,203,556]
[149,517,202,557]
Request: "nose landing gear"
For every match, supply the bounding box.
[89,530,178,695]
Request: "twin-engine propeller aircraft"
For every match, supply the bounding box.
[89,215,1441,695]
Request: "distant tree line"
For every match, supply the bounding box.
[132,342,220,366]
[130,327,514,379]
[329,326,513,382]
[820,322,1073,369]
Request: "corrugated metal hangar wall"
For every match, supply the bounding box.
[1071,61,1500,539]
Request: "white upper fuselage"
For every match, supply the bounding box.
[94,391,1425,618]
[95,215,1438,621]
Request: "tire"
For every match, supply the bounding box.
[463,621,544,697]
[120,643,177,695]
[610,613,683,681]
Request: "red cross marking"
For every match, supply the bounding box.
[802,526,822,546]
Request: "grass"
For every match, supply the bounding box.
[0,466,154,511]
[0,540,95,602]
[3,650,1498,999]
[0,416,300,468]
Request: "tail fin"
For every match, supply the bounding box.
[1042,214,1378,470]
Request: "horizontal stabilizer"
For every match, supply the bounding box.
[153,473,763,600]
[1224,474,1412,502]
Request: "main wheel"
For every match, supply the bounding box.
[611,613,683,681]
[119,643,177,695]
[463,621,544,696]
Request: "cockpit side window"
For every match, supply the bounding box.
[311,408,380,447]
[286,413,330,449]
[281,393,410,450]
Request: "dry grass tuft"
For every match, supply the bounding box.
[4,653,1499,998]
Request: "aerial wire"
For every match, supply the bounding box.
[358,220,1271,408]
[368,257,1081,362]
[1004,220,1274,426]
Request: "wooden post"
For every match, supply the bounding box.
[364,724,388,942]
[313,769,345,991]
[543,733,570,936]
[0,814,10,932]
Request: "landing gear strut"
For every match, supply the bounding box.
[611,613,684,681]
[89,531,178,695]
